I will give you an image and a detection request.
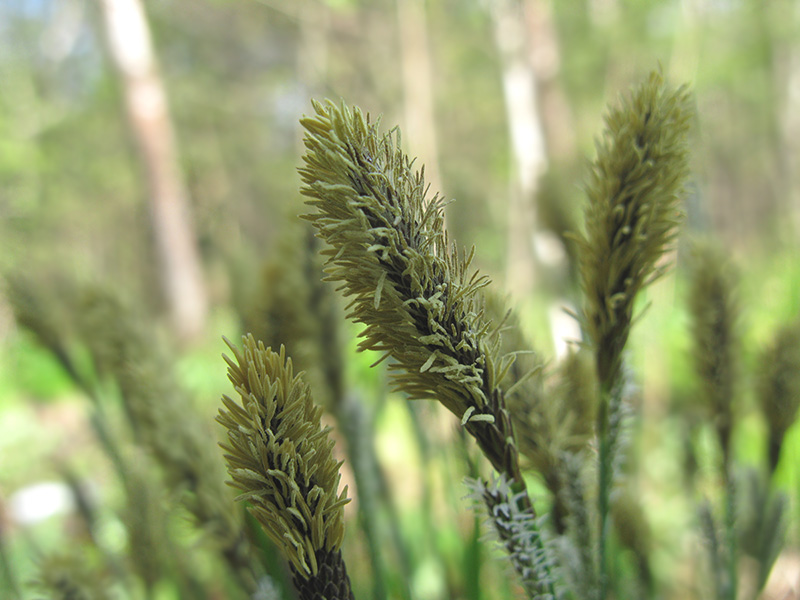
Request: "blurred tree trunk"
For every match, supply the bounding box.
[775,2,800,237]
[298,0,330,101]
[525,0,575,162]
[397,0,444,214]
[490,0,548,298]
[96,0,208,343]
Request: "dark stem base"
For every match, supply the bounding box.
[290,549,355,600]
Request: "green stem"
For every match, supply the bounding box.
[375,461,415,600]
[338,396,389,600]
[0,536,21,599]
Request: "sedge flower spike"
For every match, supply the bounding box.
[576,70,693,390]
[217,335,353,600]
[298,99,560,595]
[575,70,692,596]
[298,99,526,488]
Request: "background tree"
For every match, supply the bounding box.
[96,0,208,343]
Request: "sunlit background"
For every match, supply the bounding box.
[1,0,798,598]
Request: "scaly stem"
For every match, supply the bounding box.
[724,478,737,600]
[597,389,611,599]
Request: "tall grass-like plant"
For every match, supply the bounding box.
[238,222,411,600]
[297,99,556,596]
[574,70,693,594]
[688,242,740,476]
[17,67,800,600]
[687,242,740,600]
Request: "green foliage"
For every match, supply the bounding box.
[5,37,800,599]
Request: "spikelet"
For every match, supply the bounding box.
[217,335,353,598]
[299,99,525,488]
[576,70,693,391]
[573,70,692,597]
[243,224,343,410]
[243,225,319,367]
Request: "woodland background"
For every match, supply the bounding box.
[1,0,799,598]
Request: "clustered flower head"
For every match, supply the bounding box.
[298,99,522,484]
[217,335,350,585]
[576,70,693,390]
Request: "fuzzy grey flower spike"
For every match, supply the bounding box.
[217,335,353,600]
[466,475,556,600]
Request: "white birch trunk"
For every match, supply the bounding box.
[490,0,548,297]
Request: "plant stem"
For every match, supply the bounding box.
[597,382,623,600]
[724,478,737,600]
[597,392,611,600]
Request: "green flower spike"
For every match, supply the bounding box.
[575,70,693,595]
[577,70,693,391]
[217,335,353,600]
[688,242,739,472]
[298,99,524,489]
[299,100,556,595]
